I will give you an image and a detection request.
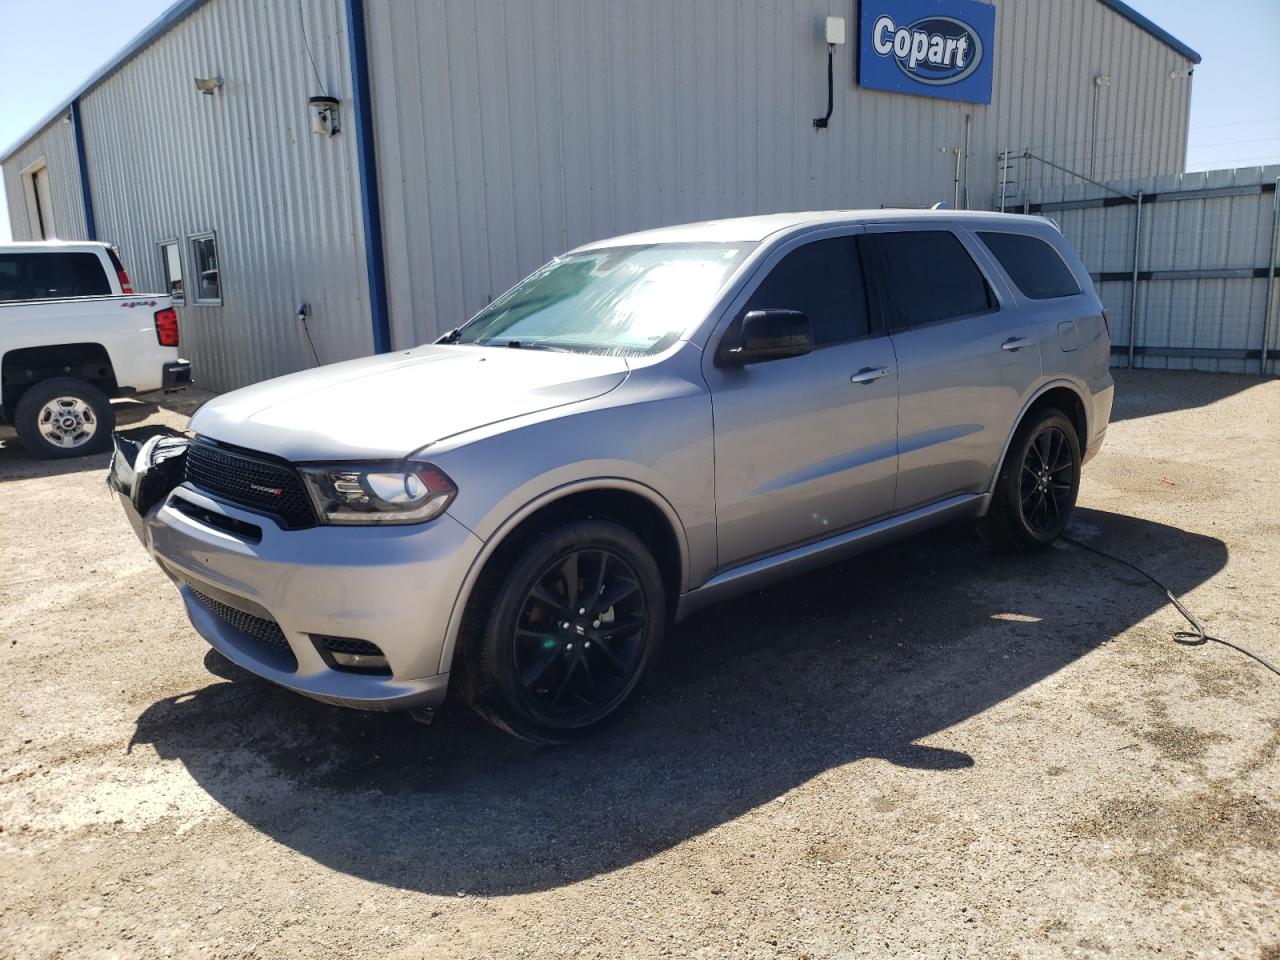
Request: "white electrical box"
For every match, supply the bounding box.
[824,16,846,45]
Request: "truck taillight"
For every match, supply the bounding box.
[117,269,134,294]
[154,308,180,346]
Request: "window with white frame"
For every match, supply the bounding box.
[159,239,185,303]
[189,232,221,304]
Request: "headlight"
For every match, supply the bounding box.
[299,462,457,525]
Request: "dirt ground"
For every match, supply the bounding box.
[1,369,1277,960]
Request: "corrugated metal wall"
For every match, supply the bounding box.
[1,117,87,241]
[366,0,1195,348]
[77,0,370,391]
[1032,166,1280,375]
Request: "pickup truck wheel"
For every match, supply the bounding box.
[979,408,1081,551]
[461,520,666,744]
[13,377,116,460]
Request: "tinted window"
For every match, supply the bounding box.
[870,230,993,329]
[743,237,869,345]
[978,231,1081,300]
[0,252,110,302]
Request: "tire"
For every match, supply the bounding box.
[12,377,116,460]
[458,519,667,744]
[978,407,1081,551]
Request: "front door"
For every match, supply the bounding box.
[704,231,899,570]
[862,224,1042,512]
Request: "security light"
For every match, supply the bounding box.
[193,76,224,95]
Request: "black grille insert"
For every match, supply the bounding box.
[189,587,298,670]
[184,439,316,529]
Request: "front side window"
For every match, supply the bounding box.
[0,252,110,302]
[190,233,221,304]
[742,237,870,345]
[869,230,994,329]
[978,231,1081,300]
[159,240,185,302]
[454,242,752,356]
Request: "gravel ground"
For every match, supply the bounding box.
[1,369,1277,959]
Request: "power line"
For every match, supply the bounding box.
[1190,116,1280,132]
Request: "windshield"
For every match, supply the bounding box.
[452,242,753,356]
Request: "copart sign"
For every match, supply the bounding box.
[858,0,996,104]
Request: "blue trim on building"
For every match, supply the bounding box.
[69,99,97,241]
[1,0,211,163]
[1095,0,1201,64]
[345,0,392,354]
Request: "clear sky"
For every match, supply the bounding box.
[1,0,1278,241]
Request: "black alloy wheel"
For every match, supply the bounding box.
[979,407,1081,551]
[1019,424,1075,536]
[461,519,666,743]
[512,548,649,722]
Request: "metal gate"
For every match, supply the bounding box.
[997,152,1280,376]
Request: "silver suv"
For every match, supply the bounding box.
[111,210,1113,742]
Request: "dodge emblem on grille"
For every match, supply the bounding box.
[249,483,284,497]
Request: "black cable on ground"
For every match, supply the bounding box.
[1064,536,1280,679]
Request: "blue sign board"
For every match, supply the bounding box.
[858,0,996,104]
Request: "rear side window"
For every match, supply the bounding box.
[743,237,870,345]
[868,230,993,329]
[978,231,1081,300]
[0,252,111,302]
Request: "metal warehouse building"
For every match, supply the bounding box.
[2,0,1202,391]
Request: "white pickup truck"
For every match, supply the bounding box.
[0,241,191,459]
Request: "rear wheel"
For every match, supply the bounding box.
[979,407,1081,551]
[12,377,115,460]
[460,520,666,744]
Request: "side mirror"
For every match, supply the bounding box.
[721,309,814,366]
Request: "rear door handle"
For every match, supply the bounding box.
[1001,336,1033,352]
[850,366,890,384]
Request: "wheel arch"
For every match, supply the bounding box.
[1,342,118,415]
[983,379,1089,506]
[438,478,691,675]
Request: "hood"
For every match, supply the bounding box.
[189,345,629,461]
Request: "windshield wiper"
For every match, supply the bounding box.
[499,339,573,353]
[437,328,462,344]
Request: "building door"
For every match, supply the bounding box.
[704,231,899,570]
[23,164,55,239]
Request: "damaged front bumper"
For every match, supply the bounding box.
[108,435,481,711]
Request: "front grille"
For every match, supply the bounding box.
[189,587,298,670]
[184,439,316,529]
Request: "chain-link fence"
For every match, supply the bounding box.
[997,151,1280,376]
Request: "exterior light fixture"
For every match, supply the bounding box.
[193,75,224,95]
[309,96,340,137]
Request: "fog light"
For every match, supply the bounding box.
[312,635,391,675]
[330,651,389,671]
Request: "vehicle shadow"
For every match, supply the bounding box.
[130,507,1226,895]
[1109,368,1270,423]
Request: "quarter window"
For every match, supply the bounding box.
[743,237,870,345]
[159,239,185,302]
[978,231,1081,300]
[189,232,221,304]
[869,230,994,329]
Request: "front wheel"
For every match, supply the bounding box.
[979,408,1081,551]
[459,520,667,743]
[12,377,116,460]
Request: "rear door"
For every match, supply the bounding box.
[863,223,1041,512]
[704,228,899,569]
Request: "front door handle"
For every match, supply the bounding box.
[1001,336,1033,352]
[850,366,890,385]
